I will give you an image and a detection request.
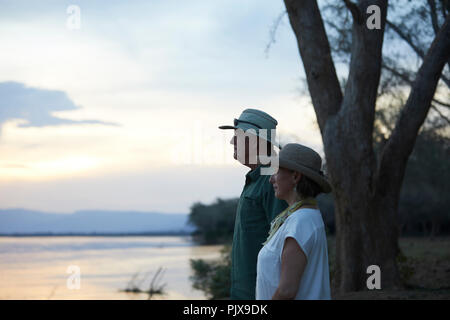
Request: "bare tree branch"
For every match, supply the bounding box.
[386,19,426,58]
[340,0,387,143]
[283,0,342,133]
[378,15,450,192]
[386,16,450,87]
[342,0,363,24]
[384,58,450,88]
[265,10,287,57]
[428,0,441,34]
[382,63,413,84]
[381,62,450,126]
[383,59,450,117]
[432,104,450,124]
[433,97,450,108]
[440,0,449,19]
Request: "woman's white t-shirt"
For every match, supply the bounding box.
[256,208,331,300]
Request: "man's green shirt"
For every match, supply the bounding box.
[230,165,288,300]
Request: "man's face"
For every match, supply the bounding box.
[229,130,258,165]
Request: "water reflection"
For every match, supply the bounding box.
[0,236,222,299]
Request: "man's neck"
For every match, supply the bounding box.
[245,163,259,171]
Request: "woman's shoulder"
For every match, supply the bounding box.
[285,208,324,228]
[273,209,325,252]
[290,207,321,219]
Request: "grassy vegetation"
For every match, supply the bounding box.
[190,245,231,300]
[121,267,167,299]
[190,236,450,300]
[329,236,450,300]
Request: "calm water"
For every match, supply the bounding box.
[0,236,222,300]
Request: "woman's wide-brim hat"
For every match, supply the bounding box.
[218,108,280,147]
[279,143,332,193]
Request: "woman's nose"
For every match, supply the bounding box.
[269,175,275,184]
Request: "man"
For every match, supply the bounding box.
[219,108,288,299]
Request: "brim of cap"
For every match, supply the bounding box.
[218,125,237,130]
[218,123,280,148]
[279,158,332,193]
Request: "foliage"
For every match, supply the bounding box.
[190,237,450,299]
[320,127,450,237]
[313,0,450,236]
[188,198,238,244]
[399,128,450,236]
[397,251,415,284]
[320,0,450,136]
[189,245,231,300]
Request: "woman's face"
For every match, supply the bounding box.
[269,167,297,200]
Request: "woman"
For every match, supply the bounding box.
[256,143,331,300]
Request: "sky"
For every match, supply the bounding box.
[0,0,325,214]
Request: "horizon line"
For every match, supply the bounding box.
[0,207,189,215]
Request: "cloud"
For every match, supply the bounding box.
[0,81,119,133]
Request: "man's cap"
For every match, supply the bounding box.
[218,108,279,146]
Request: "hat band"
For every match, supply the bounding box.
[281,158,323,181]
[234,118,262,129]
[286,159,320,174]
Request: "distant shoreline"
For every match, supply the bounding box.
[0,231,193,237]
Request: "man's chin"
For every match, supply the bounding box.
[234,155,248,166]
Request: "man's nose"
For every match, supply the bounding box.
[230,136,236,145]
[269,175,275,184]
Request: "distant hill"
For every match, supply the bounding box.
[0,209,194,235]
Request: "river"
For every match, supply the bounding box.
[0,236,223,300]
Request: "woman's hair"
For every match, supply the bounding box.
[295,174,322,198]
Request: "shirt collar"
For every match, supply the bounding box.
[245,164,272,183]
[246,165,261,183]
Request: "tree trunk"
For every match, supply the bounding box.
[284,0,450,293]
[324,109,401,292]
[332,182,402,291]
